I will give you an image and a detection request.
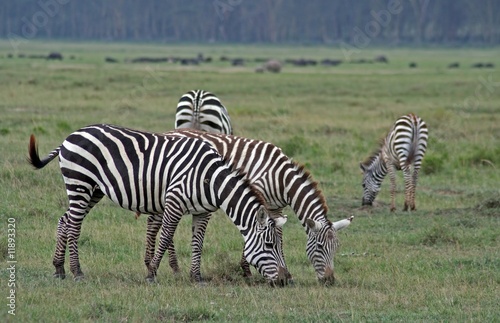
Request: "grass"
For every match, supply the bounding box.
[0,40,499,322]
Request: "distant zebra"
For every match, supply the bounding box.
[360,113,428,211]
[28,124,289,285]
[147,129,354,283]
[175,89,233,135]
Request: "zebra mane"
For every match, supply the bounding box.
[292,161,329,216]
[361,136,385,169]
[229,166,272,218]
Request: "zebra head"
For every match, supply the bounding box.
[360,162,382,206]
[305,219,339,284]
[243,206,289,287]
[304,216,353,284]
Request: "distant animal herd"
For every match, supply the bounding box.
[29,84,429,285]
[5,51,495,73]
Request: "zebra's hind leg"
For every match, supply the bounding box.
[388,165,397,212]
[410,168,420,211]
[67,216,85,280]
[402,166,412,211]
[53,212,69,279]
[190,213,212,283]
[66,185,104,280]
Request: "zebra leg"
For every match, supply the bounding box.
[53,212,70,279]
[67,186,104,280]
[190,213,212,282]
[144,214,162,269]
[240,251,252,278]
[402,166,412,211]
[167,242,179,273]
[67,216,85,280]
[147,203,183,282]
[146,217,180,274]
[388,165,397,212]
[411,167,420,211]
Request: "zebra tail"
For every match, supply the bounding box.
[28,134,60,169]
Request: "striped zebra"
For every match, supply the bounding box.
[148,129,354,283]
[28,124,289,285]
[175,89,233,135]
[360,113,428,211]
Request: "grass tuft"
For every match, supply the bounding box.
[421,225,459,246]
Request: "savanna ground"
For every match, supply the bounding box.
[0,41,499,322]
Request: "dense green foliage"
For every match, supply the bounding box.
[2,1,500,44]
[0,41,499,321]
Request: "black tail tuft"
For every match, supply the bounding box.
[28,134,47,169]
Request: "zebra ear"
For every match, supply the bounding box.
[305,219,322,232]
[256,206,269,226]
[359,163,366,172]
[274,214,288,228]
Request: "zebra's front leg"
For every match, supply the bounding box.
[53,213,69,279]
[240,251,252,278]
[145,215,162,269]
[147,205,183,283]
[167,243,179,274]
[190,213,212,283]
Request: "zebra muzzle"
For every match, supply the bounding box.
[362,199,373,206]
[274,266,289,287]
[320,266,335,285]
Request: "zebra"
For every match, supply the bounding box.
[175,89,233,135]
[143,129,354,283]
[360,113,428,211]
[27,124,289,285]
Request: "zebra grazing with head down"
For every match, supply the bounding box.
[175,89,233,135]
[28,124,289,285]
[360,113,428,211]
[145,129,354,284]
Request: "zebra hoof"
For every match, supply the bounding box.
[190,272,204,283]
[195,280,208,287]
[53,273,66,280]
[73,275,85,282]
[145,276,157,283]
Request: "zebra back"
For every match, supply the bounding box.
[175,90,233,135]
[167,129,329,227]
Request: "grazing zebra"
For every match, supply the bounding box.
[175,89,233,135]
[360,113,428,211]
[28,124,289,285]
[146,129,354,283]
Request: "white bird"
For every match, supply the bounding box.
[332,216,354,231]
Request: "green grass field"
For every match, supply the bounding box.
[0,40,499,322]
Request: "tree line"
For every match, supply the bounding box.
[2,0,499,45]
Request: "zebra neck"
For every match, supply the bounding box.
[284,167,329,228]
[367,152,388,183]
[216,181,259,238]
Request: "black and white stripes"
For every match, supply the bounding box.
[164,129,353,283]
[28,124,288,285]
[175,89,233,135]
[360,113,428,211]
